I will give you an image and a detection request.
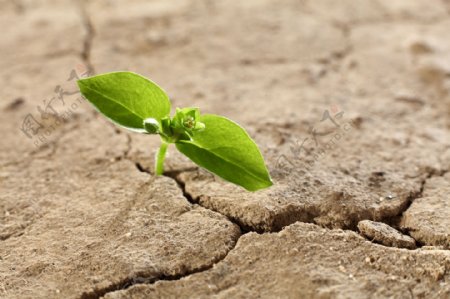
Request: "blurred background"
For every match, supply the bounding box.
[3,0,450,179]
[3,0,450,142]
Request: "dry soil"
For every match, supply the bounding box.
[1,0,450,298]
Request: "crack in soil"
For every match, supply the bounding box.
[79,233,241,299]
[77,0,95,75]
[397,169,447,224]
[81,160,449,298]
[76,162,257,298]
[355,168,450,249]
[393,168,449,244]
[164,169,254,234]
[0,229,26,241]
[172,167,450,251]
[132,162,252,232]
[78,163,243,299]
[151,162,433,250]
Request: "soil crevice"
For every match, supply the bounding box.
[77,0,96,75]
[80,232,241,299]
[78,165,243,299]
[83,164,449,298]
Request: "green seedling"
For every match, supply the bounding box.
[77,71,272,191]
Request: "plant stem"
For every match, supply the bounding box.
[155,141,168,175]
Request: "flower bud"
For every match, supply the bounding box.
[143,118,159,134]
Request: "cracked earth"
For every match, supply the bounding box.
[1,0,450,298]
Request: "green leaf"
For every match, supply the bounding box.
[77,72,171,132]
[175,114,272,191]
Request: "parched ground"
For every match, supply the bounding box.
[1,0,450,298]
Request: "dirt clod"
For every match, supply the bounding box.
[358,220,416,249]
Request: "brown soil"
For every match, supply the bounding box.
[1,0,449,298]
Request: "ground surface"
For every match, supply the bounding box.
[1,0,450,298]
